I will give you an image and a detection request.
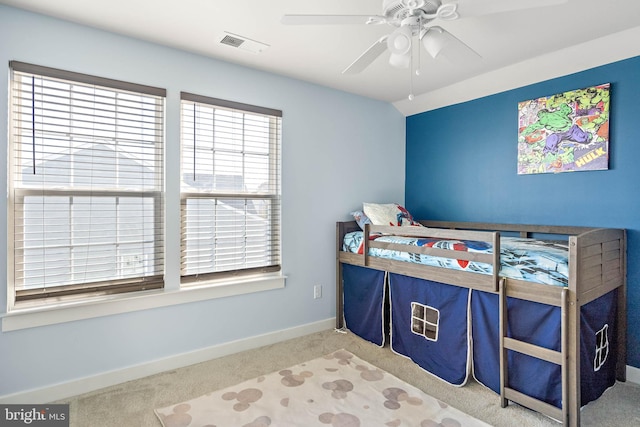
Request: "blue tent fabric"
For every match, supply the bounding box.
[342,263,618,407]
[342,264,386,346]
[471,289,618,409]
[472,291,563,408]
[470,290,501,393]
[389,273,470,386]
[579,289,618,404]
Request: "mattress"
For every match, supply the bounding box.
[343,231,569,287]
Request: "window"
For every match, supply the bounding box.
[180,92,281,284]
[594,324,610,372]
[411,302,440,341]
[8,62,165,307]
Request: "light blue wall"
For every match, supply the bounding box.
[406,56,640,368]
[0,6,406,397]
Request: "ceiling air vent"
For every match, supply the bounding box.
[220,34,245,48]
[218,32,269,54]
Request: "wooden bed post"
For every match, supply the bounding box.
[567,236,581,427]
[336,222,344,330]
[617,230,628,382]
[498,278,508,409]
[560,288,570,426]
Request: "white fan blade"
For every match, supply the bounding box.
[424,27,481,64]
[281,15,380,25]
[342,36,389,74]
[449,0,568,18]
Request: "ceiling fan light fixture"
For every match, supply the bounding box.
[387,25,412,54]
[389,51,411,68]
[423,26,452,58]
[387,25,412,68]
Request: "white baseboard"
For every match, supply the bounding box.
[0,317,336,404]
[627,365,640,385]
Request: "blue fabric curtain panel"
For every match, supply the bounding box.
[472,291,563,408]
[389,273,471,386]
[470,290,502,394]
[342,264,386,346]
[343,264,618,406]
[471,289,617,409]
[579,289,618,405]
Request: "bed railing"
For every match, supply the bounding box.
[363,224,501,292]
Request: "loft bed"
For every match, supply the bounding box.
[335,219,627,427]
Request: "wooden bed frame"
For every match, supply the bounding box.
[336,220,627,427]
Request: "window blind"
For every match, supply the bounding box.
[180,92,281,283]
[8,62,165,303]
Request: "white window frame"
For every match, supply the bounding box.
[6,62,165,308]
[179,92,282,286]
[2,65,286,332]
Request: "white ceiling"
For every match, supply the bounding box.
[2,0,640,114]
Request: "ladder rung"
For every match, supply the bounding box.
[504,337,563,365]
[504,387,563,423]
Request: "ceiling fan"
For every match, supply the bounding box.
[282,0,568,84]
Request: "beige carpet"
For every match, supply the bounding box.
[56,329,640,426]
[154,348,491,427]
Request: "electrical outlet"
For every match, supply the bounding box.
[314,285,322,299]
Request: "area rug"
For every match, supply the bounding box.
[155,349,492,427]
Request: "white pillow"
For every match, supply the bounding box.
[362,203,420,226]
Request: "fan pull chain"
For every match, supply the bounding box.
[408,32,415,101]
[416,15,422,77]
[408,64,414,101]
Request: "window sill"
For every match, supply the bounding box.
[2,274,286,332]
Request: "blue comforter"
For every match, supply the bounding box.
[343,231,569,287]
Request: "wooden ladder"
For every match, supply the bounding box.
[499,278,570,425]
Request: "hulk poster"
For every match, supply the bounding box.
[517,83,610,174]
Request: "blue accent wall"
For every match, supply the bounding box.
[406,56,640,368]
